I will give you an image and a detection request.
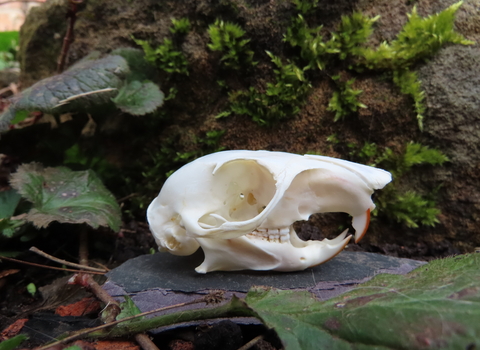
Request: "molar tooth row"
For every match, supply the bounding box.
[248,227,290,243]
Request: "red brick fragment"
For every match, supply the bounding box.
[0,318,28,341]
[94,340,140,350]
[169,339,195,350]
[55,297,101,316]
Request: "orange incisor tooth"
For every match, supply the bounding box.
[355,208,371,243]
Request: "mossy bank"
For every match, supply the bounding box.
[9,0,480,258]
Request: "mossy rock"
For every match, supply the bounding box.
[14,0,480,257]
[18,0,69,87]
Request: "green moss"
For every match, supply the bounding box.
[334,12,379,60]
[327,77,367,122]
[134,18,190,75]
[284,15,338,70]
[291,0,319,14]
[361,1,474,69]
[284,2,472,127]
[134,38,188,75]
[170,18,191,35]
[393,69,426,130]
[207,19,256,70]
[228,52,311,126]
[328,139,449,228]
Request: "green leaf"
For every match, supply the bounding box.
[0,189,21,219]
[112,80,164,116]
[0,218,26,238]
[0,334,28,350]
[0,189,25,238]
[26,282,36,296]
[117,295,143,324]
[245,254,480,350]
[110,48,157,82]
[10,163,121,231]
[63,346,82,350]
[0,55,129,131]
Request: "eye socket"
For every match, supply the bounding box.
[200,160,276,225]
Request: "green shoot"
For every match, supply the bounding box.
[393,69,425,130]
[291,0,319,15]
[327,77,366,121]
[229,52,311,125]
[170,18,191,35]
[134,38,188,75]
[207,20,256,69]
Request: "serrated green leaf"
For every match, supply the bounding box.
[245,254,480,350]
[0,334,28,350]
[112,80,164,116]
[10,163,121,231]
[0,55,129,131]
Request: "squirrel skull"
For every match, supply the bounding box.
[147,150,392,273]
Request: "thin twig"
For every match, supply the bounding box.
[73,227,121,324]
[117,193,138,203]
[0,256,105,275]
[237,335,264,350]
[36,294,221,350]
[57,0,81,73]
[29,247,107,273]
[70,271,159,350]
[78,227,89,267]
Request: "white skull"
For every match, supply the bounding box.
[147,150,392,273]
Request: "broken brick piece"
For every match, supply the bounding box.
[0,318,28,341]
[94,340,140,350]
[55,297,101,316]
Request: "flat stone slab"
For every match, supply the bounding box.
[105,250,424,295]
[103,251,426,333]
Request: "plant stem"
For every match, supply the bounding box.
[0,256,104,275]
[57,0,82,73]
[29,246,107,273]
[78,226,89,267]
[36,293,254,349]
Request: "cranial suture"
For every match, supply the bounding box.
[147,150,392,273]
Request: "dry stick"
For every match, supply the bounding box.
[75,229,160,350]
[78,227,89,267]
[29,247,107,273]
[57,0,82,73]
[134,334,159,350]
[237,335,265,350]
[36,296,215,350]
[0,256,105,275]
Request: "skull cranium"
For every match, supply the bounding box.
[147,150,391,273]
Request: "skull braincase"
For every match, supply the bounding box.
[147,150,392,273]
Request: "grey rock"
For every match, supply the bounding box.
[106,250,424,293]
[104,250,426,319]
[104,251,425,333]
